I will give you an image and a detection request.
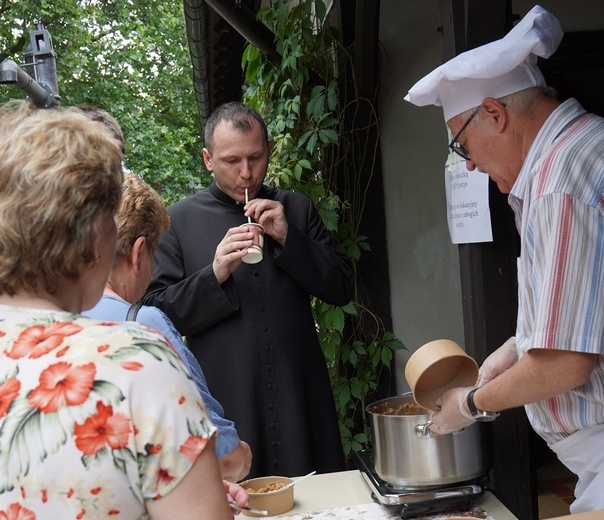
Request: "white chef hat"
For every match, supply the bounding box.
[404,5,564,122]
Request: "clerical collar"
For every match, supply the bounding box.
[208,181,266,204]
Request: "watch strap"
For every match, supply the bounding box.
[467,388,480,416]
[467,388,499,422]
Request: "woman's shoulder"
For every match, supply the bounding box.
[0,310,174,365]
[0,309,216,516]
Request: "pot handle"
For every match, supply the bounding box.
[415,421,468,438]
[414,421,433,438]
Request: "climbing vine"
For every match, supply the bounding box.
[242,0,404,462]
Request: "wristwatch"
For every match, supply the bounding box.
[466,388,500,422]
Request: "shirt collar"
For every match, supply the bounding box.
[510,98,587,205]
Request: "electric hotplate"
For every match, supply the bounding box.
[355,449,487,518]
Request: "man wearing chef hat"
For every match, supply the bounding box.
[406,5,604,513]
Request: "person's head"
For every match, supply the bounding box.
[202,102,270,202]
[0,100,123,307]
[109,173,170,302]
[405,5,563,192]
[115,173,170,262]
[73,104,126,153]
[446,86,559,192]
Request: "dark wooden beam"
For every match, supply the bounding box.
[204,0,281,65]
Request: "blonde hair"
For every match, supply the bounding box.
[0,100,124,295]
[115,174,170,263]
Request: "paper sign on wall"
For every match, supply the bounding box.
[444,156,493,244]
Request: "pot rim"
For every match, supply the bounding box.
[366,393,430,418]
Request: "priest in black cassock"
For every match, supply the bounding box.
[144,102,354,479]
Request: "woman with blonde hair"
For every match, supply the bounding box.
[0,100,247,519]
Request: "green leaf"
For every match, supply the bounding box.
[314,0,327,24]
[340,302,357,315]
[293,163,302,181]
[318,128,338,144]
[381,347,393,367]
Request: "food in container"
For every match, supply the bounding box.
[240,476,294,517]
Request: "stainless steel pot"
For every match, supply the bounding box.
[366,393,493,488]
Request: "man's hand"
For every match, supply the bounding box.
[245,198,288,245]
[213,227,254,284]
[477,336,518,387]
[429,386,475,435]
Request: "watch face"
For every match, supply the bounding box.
[474,411,498,422]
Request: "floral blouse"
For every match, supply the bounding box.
[0,305,217,519]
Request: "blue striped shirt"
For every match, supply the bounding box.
[509,98,604,444]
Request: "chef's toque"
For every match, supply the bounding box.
[404,5,564,122]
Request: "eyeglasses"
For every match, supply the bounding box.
[448,107,480,161]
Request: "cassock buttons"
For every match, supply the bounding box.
[253,270,259,276]
[264,344,271,351]
[262,325,268,331]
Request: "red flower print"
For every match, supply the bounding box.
[41,490,47,503]
[179,436,208,462]
[0,503,36,520]
[0,378,20,420]
[28,362,95,413]
[120,361,143,371]
[76,510,85,519]
[55,346,69,357]
[148,444,162,455]
[97,345,109,353]
[158,468,175,486]
[74,401,131,456]
[90,488,101,495]
[108,510,120,515]
[178,396,185,405]
[7,322,83,359]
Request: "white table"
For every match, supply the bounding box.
[236,469,518,518]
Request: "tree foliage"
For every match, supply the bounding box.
[0,0,209,204]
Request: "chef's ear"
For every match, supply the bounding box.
[482,98,507,132]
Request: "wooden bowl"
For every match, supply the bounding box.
[240,476,294,517]
[405,339,478,410]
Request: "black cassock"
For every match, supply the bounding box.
[144,181,354,478]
